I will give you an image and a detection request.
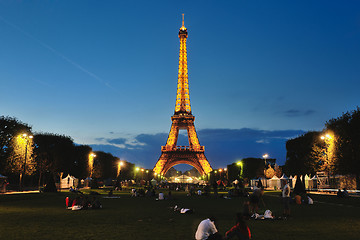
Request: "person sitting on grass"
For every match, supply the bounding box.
[195,216,222,240]
[66,197,72,209]
[225,213,251,240]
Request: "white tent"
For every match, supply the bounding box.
[289,175,294,188]
[250,179,257,189]
[291,175,298,189]
[310,175,318,189]
[280,174,288,188]
[280,174,288,179]
[268,175,281,190]
[250,178,266,189]
[304,174,311,189]
[60,174,78,189]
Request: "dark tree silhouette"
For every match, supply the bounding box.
[284,131,322,175]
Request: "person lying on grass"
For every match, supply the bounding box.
[173,205,194,214]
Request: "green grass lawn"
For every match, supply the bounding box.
[0,189,359,240]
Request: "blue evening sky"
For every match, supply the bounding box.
[1,1,359,169]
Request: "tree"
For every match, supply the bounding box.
[117,161,135,181]
[311,131,339,175]
[92,151,118,179]
[293,176,305,195]
[227,163,241,182]
[265,166,275,179]
[8,133,36,189]
[274,164,282,178]
[326,107,360,187]
[73,145,92,179]
[0,116,32,176]
[285,107,360,189]
[284,131,322,175]
[242,158,265,179]
[34,133,76,184]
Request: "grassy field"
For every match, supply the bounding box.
[0,189,359,240]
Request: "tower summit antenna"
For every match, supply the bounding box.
[180,13,186,30]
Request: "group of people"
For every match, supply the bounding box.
[66,190,102,211]
[194,184,292,240]
[195,213,251,240]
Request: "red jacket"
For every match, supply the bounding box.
[225,223,251,240]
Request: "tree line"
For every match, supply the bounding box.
[0,116,137,189]
[284,107,360,185]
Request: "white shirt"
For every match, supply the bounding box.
[195,218,218,240]
[282,184,290,198]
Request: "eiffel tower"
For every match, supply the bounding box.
[153,15,212,176]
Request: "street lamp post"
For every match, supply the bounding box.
[117,161,124,179]
[236,161,243,179]
[262,154,269,165]
[219,168,223,180]
[320,133,334,181]
[135,167,140,182]
[262,154,269,177]
[20,134,33,191]
[224,168,228,181]
[88,153,96,178]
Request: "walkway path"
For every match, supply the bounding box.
[1,190,39,195]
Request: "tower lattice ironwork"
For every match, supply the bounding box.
[153,15,212,176]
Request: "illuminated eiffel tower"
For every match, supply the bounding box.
[153,15,212,176]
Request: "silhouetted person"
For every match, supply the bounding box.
[242,198,251,220]
[249,187,265,214]
[282,183,291,217]
[225,213,251,240]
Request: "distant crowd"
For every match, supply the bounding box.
[64,178,353,240]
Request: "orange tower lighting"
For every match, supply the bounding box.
[153,15,212,175]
